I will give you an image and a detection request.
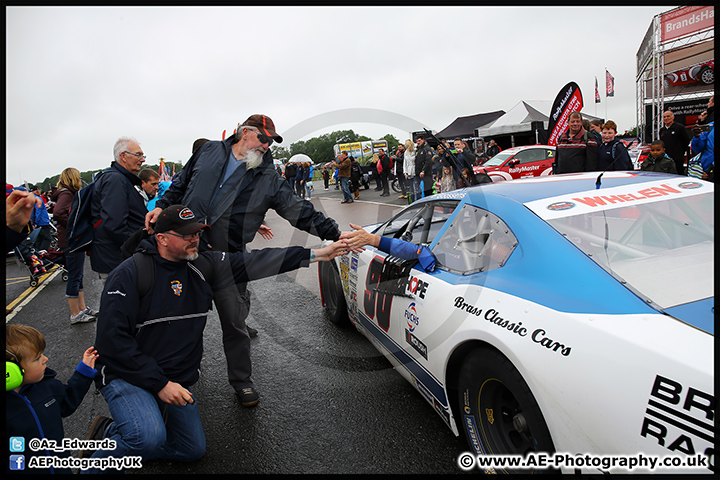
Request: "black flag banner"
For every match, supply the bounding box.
[547,82,584,146]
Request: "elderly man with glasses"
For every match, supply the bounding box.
[90,136,149,281]
[145,115,344,408]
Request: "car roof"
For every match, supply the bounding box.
[497,144,555,154]
[459,171,694,205]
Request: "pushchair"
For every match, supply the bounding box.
[13,229,69,287]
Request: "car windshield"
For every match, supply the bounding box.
[545,190,714,310]
[483,152,513,166]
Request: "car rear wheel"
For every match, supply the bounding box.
[319,260,349,326]
[457,348,556,474]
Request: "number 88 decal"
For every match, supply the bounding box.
[363,256,393,332]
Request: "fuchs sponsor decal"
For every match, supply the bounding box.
[641,374,714,471]
[453,298,572,356]
[547,201,575,211]
[405,302,419,332]
[405,328,428,360]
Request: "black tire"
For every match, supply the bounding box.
[457,348,556,474]
[62,273,69,282]
[318,260,349,326]
[699,66,714,85]
[391,179,401,193]
[30,278,38,287]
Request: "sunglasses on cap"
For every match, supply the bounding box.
[240,125,273,146]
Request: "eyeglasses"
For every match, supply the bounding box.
[123,151,147,159]
[162,230,202,241]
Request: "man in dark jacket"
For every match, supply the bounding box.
[394,143,407,199]
[89,204,346,472]
[555,112,599,173]
[414,136,434,198]
[378,148,391,196]
[146,115,343,407]
[90,136,147,278]
[659,110,691,175]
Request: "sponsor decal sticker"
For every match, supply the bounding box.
[405,302,419,332]
[179,207,195,219]
[640,374,714,471]
[547,201,575,211]
[486,408,495,425]
[171,280,182,296]
[405,328,428,360]
[453,297,572,356]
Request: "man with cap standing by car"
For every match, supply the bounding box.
[145,115,343,408]
[86,204,347,471]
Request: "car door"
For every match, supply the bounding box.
[506,147,554,179]
[352,200,459,393]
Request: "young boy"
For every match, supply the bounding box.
[5,324,98,474]
[641,140,678,174]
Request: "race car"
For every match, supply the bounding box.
[473,145,555,182]
[665,60,714,89]
[319,172,714,474]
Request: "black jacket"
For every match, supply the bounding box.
[156,137,340,253]
[659,122,691,169]
[90,162,146,273]
[414,143,434,178]
[94,237,311,394]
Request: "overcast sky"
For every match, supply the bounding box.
[6,6,671,186]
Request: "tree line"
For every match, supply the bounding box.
[32,129,400,191]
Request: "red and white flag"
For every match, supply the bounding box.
[606,69,614,97]
[595,77,601,103]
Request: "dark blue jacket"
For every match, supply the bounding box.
[90,162,146,273]
[5,364,96,474]
[597,138,633,171]
[93,237,311,394]
[155,137,340,253]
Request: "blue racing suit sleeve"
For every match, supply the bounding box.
[377,236,436,272]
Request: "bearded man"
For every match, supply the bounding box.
[146,115,342,408]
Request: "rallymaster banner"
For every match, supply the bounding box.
[547,82,584,146]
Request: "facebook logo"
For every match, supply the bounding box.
[9,455,25,471]
[10,436,25,452]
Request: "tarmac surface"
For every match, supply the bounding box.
[6,178,473,474]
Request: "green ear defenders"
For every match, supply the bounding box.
[6,350,24,391]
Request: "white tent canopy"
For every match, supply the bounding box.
[475,100,551,137]
[475,100,602,138]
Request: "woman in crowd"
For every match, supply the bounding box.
[51,168,98,325]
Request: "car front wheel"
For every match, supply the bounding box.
[318,259,349,326]
[457,348,556,474]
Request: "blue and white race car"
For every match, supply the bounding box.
[318,172,714,474]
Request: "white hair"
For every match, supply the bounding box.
[113,136,140,162]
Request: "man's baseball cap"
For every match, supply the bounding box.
[241,114,283,144]
[154,205,210,235]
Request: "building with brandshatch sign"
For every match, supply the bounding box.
[636,5,714,143]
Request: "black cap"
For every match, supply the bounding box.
[154,205,210,235]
